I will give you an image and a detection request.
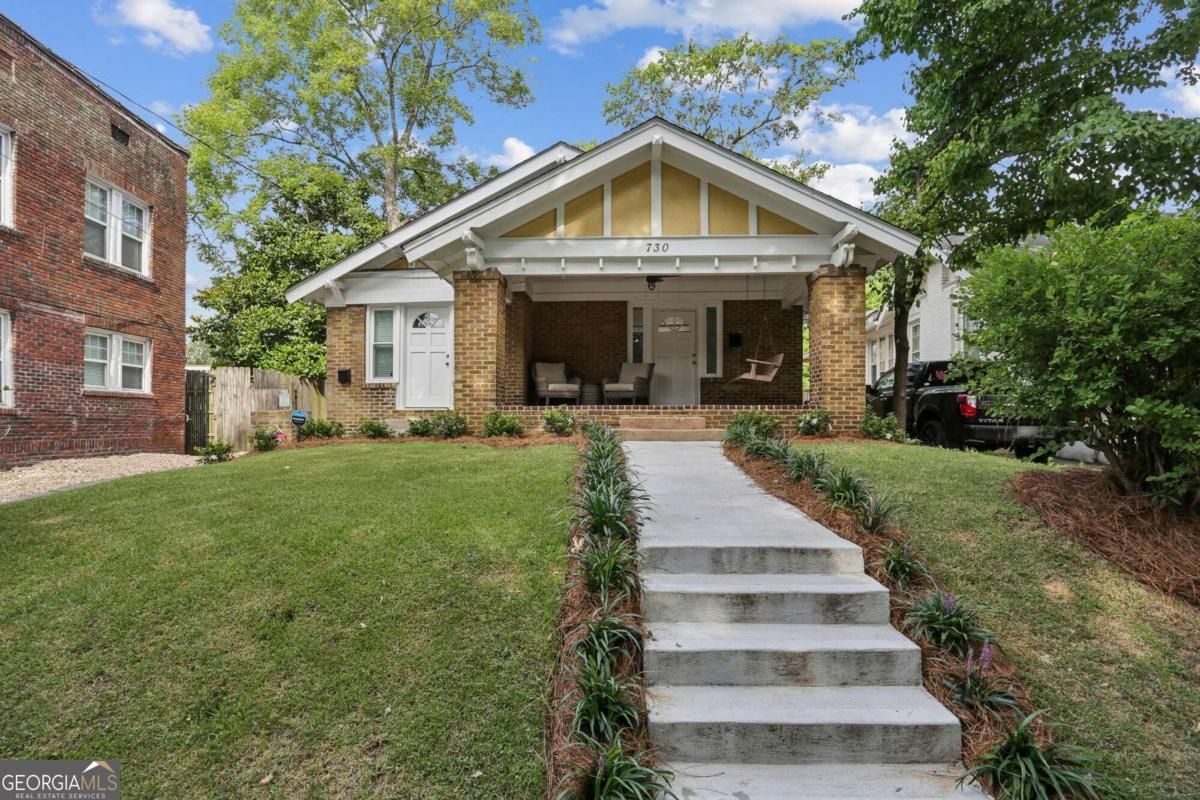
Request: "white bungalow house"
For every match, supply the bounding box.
[287,118,920,433]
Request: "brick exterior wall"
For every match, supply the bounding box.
[323,305,399,422]
[497,403,811,430]
[502,291,532,404]
[701,300,806,404]
[807,264,867,431]
[531,301,627,384]
[452,269,508,428]
[0,18,189,468]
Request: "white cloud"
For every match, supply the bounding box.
[637,46,666,69]
[810,162,882,209]
[550,0,858,55]
[108,0,213,56]
[485,136,536,169]
[1162,66,1200,115]
[185,272,209,290]
[788,104,912,164]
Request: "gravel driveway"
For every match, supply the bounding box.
[0,453,198,505]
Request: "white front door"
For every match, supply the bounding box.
[651,310,697,404]
[405,305,452,408]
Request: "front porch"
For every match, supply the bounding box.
[503,274,811,408]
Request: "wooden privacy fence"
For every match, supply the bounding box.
[202,367,326,450]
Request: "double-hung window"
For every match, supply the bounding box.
[910,322,921,360]
[0,309,12,407]
[0,128,13,227]
[84,179,150,275]
[368,307,398,381]
[83,329,150,392]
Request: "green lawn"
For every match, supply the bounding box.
[814,443,1199,799]
[0,443,576,799]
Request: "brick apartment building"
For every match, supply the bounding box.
[0,14,189,468]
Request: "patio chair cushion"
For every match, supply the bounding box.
[534,362,567,384]
[605,382,636,393]
[546,383,580,396]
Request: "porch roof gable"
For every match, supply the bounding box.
[288,118,920,304]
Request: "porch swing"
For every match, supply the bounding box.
[731,277,785,383]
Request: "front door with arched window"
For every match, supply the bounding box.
[405,305,452,408]
[651,310,697,404]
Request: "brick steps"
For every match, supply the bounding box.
[618,414,725,441]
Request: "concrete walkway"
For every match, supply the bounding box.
[626,441,980,798]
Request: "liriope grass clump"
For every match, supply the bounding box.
[552,423,675,800]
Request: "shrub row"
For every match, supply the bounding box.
[722,414,1111,799]
[555,424,674,799]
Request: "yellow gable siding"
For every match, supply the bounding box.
[708,184,749,235]
[757,206,813,235]
[563,186,604,237]
[661,163,701,235]
[501,208,557,238]
[611,162,651,236]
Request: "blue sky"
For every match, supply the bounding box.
[3,0,1197,318]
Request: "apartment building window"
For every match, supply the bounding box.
[910,322,921,360]
[84,179,150,275]
[83,329,150,392]
[0,128,13,228]
[0,309,12,407]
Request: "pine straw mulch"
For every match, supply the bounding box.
[544,464,658,798]
[725,444,1046,780]
[1011,468,1200,609]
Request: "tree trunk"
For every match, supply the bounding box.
[383,164,403,232]
[891,283,911,430]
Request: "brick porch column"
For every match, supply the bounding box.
[452,268,508,429]
[806,264,867,432]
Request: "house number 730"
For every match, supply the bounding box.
[645,241,669,253]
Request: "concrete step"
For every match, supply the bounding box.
[646,622,921,686]
[649,685,963,764]
[664,762,984,798]
[617,428,725,441]
[618,415,706,430]
[641,529,864,574]
[643,572,890,624]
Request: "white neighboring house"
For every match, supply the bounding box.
[865,258,969,385]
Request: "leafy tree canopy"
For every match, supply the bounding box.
[190,163,387,380]
[603,34,852,183]
[854,0,1200,266]
[185,0,540,246]
[853,0,1200,422]
[959,209,1200,510]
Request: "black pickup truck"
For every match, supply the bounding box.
[867,360,1050,458]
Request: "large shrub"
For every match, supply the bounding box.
[959,209,1200,510]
